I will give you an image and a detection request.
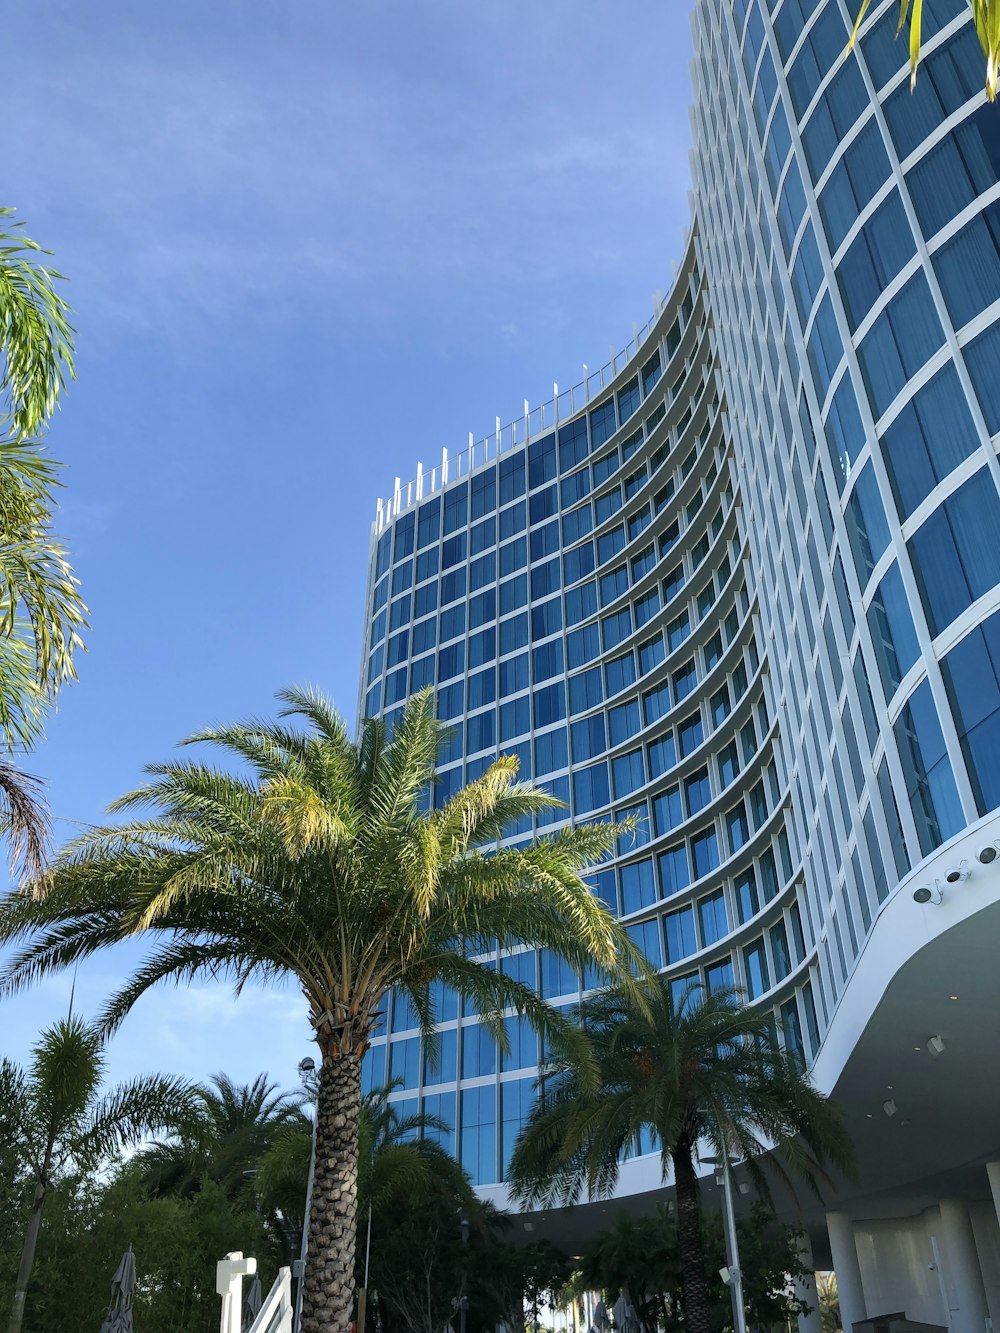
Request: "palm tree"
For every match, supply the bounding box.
[507,980,855,1333]
[0,207,87,878]
[138,1071,308,1204]
[0,1015,193,1333]
[0,686,643,1333]
[848,2,1000,101]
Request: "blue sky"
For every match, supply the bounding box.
[1,1,695,1092]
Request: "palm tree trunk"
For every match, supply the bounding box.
[7,1180,46,1333]
[671,1134,712,1333]
[301,1051,361,1333]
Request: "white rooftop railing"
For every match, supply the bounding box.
[374,294,669,531]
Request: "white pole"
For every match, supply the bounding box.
[720,1154,748,1333]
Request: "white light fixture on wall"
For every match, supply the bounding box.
[913,884,943,905]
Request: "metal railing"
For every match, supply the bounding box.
[373,290,674,531]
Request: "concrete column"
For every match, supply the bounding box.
[827,1212,866,1333]
[937,1198,990,1333]
[794,1231,822,1333]
[986,1161,1000,1229]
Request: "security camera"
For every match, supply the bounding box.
[944,863,969,884]
[912,885,942,905]
[928,1264,937,1272]
[720,1266,737,1287]
[977,844,998,865]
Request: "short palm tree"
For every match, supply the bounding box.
[507,980,855,1333]
[848,2,1000,100]
[138,1071,307,1204]
[0,686,642,1333]
[0,1015,193,1333]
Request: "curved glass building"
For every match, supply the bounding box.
[360,2,1000,1326]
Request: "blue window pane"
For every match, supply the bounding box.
[965,322,1000,435]
[417,497,441,550]
[460,1086,496,1186]
[499,697,529,742]
[698,890,728,946]
[894,677,965,854]
[819,118,891,253]
[743,939,770,1000]
[564,542,596,585]
[470,552,496,592]
[533,554,565,602]
[567,622,600,668]
[605,652,637,696]
[807,294,843,404]
[559,417,589,472]
[626,918,663,968]
[467,668,496,711]
[499,499,526,540]
[572,714,607,763]
[867,562,921,698]
[499,454,526,506]
[657,843,690,897]
[907,102,1000,239]
[881,363,980,519]
[528,435,557,489]
[825,374,867,493]
[933,200,1000,330]
[691,827,720,878]
[941,608,1000,814]
[573,761,611,814]
[389,1036,421,1089]
[534,727,568,776]
[531,598,562,640]
[500,612,528,656]
[590,399,617,449]
[533,681,566,728]
[883,23,985,161]
[569,665,603,713]
[466,710,496,754]
[648,733,677,779]
[612,749,645,799]
[639,634,666,676]
[845,462,890,585]
[665,906,697,963]
[470,589,496,629]
[532,640,563,683]
[653,786,682,835]
[565,581,598,628]
[608,699,641,745]
[471,516,496,557]
[857,272,944,421]
[530,522,561,564]
[837,191,915,332]
[800,60,867,180]
[678,711,704,757]
[620,857,656,914]
[443,483,468,536]
[909,467,1000,635]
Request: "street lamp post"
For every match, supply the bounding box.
[458,1213,470,1333]
[703,1153,748,1333]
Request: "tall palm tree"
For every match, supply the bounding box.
[848,2,1000,100]
[507,980,855,1333]
[0,686,643,1333]
[0,207,87,879]
[138,1072,308,1204]
[0,1015,193,1333]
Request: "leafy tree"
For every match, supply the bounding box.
[575,1202,810,1333]
[849,2,1000,101]
[508,980,854,1333]
[0,1168,268,1333]
[0,208,86,877]
[0,686,643,1333]
[0,1016,193,1333]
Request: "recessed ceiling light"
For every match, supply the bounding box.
[949,995,958,1001]
[914,1046,922,1051]
[866,1113,873,1119]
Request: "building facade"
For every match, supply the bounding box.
[359,1,1000,1327]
